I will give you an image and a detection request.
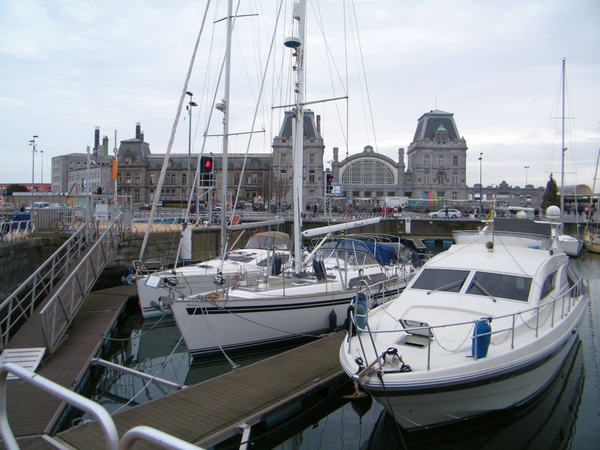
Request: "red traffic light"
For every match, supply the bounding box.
[200,156,213,172]
[327,174,333,183]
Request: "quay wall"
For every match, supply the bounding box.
[0,219,583,301]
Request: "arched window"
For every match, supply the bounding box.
[342,159,395,185]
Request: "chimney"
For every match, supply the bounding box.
[136,122,141,140]
[102,136,109,156]
[94,126,100,156]
[316,115,321,134]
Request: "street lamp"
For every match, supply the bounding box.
[185,91,197,201]
[524,165,529,187]
[40,149,44,192]
[29,135,38,192]
[478,152,483,210]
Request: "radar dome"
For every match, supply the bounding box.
[545,205,561,220]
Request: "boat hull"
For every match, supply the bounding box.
[340,291,587,431]
[584,230,600,254]
[171,274,407,357]
[135,266,263,319]
[364,326,581,430]
[558,234,583,256]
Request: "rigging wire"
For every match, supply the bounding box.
[139,0,212,260]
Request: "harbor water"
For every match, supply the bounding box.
[91,250,600,449]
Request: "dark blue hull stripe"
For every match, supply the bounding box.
[185,289,403,316]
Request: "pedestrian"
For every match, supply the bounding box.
[445,206,449,219]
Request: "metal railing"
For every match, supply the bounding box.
[39,213,125,354]
[0,220,34,242]
[349,277,588,372]
[0,363,203,450]
[0,221,95,352]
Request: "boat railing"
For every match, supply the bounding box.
[349,276,587,371]
[0,362,203,450]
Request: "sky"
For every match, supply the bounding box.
[1,0,599,192]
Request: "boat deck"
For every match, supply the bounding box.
[3,285,135,441]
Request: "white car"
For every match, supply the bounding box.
[428,208,462,219]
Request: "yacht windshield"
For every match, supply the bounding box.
[322,247,379,266]
[245,234,289,250]
[466,272,532,302]
[411,269,469,293]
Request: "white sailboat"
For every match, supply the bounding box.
[168,0,416,357]
[556,58,583,257]
[131,1,293,319]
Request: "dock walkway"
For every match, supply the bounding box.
[4,285,135,441]
[54,332,346,449]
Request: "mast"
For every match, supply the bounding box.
[220,0,233,256]
[286,0,306,275]
[560,57,566,215]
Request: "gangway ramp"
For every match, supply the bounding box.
[0,215,128,439]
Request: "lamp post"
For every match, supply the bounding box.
[29,135,38,192]
[185,91,197,201]
[524,165,529,187]
[478,153,483,210]
[40,150,44,192]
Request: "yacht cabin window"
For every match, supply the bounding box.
[540,271,557,300]
[466,272,532,302]
[411,269,469,293]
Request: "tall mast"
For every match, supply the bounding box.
[287,0,306,275]
[220,0,233,256]
[560,57,566,214]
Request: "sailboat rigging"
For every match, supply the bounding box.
[131,0,294,319]
[556,58,583,257]
[167,0,416,358]
[583,147,600,253]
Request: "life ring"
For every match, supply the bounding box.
[204,292,221,300]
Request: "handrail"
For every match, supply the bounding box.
[351,277,587,371]
[120,426,203,450]
[0,363,205,450]
[39,213,124,353]
[0,221,95,351]
[0,362,119,450]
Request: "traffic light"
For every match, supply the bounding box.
[326,173,333,194]
[200,155,214,186]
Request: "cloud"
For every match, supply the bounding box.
[1,0,598,192]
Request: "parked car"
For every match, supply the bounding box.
[46,203,68,209]
[26,202,50,211]
[428,208,462,219]
[140,201,163,210]
[1,202,15,213]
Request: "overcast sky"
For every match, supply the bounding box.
[1,0,599,193]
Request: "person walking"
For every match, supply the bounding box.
[445,206,449,219]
